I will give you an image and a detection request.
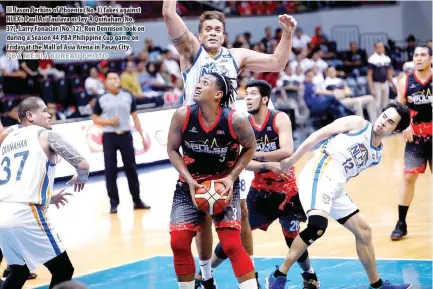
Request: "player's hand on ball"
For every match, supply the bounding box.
[66,174,87,192]
[214,176,234,204]
[50,189,73,209]
[188,180,203,208]
[403,125,414,142]
[278,14,297,34]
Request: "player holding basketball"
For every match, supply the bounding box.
[0,97,89,289]
[265,102,412,289]
[210,80,319,288]
[167,72,258,289]
[391,45,432,240]
[163,2,297,287]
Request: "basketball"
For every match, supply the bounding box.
[195,180,229,215]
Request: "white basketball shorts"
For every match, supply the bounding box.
[298,152,358,222]
[0,202,65,271]
[239,170,254,200]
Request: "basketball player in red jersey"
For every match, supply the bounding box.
[167,72,258,289]
[163,2,297,287]
[391,45,432,240]
[210,80,320,288]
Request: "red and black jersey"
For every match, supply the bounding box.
[249,109,297,199]
[404,72,432,136]
[180,104,240,182]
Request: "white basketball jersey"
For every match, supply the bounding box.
[320,122,382,180]
[0,125,56,207]
[182,46,239,106]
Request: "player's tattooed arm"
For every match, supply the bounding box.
[46,131,89,179]
[162,0,200,58]
[172,30,189,46]
[229,112,257,180]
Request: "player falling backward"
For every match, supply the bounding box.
[167,72,260,289]
[0,97,89,289]
[163,1,297,287]
[210,80,319,289]
[263,101,412,289]
[390,45,432,241]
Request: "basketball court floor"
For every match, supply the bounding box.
[2,135,430,288]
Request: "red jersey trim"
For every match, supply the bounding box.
[228,110,237,139]
[181,106,191,133]
[272,111,280,134]
[249,109,271,131]
[413,71,432,87]
[198,107,222,133]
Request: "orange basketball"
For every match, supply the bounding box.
[195,180,229,215]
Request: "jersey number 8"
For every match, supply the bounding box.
[0,151,29,185]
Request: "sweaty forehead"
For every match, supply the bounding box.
[414,47,430,55]
[383,107,401,122]
[203,19,223,29]
[201,74,217,83]
[246,87,260,93]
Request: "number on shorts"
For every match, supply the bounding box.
[290,220,300,232]
[240,179,246,192]
[0,150,29,185]
[232,208,237,220]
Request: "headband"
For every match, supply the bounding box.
[216,73,228,96]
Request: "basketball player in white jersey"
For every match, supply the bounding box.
[163,2,297,287]
[0,97,90,289]
[0,123,39,283]
[264,102,412,289]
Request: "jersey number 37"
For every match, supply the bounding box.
[0,151,29,185]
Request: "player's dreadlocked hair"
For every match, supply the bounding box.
[208,72,236,107]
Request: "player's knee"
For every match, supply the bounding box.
[299,215,328,245]
[357,223,372,244]
[218,230,243,257]
[403,173,418,185]
[170,231,195,275]
[170,231,193,256]
[217,229,253,277]
[47,252,74,280]
[9,264,30,280]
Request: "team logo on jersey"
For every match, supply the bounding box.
[200,62,229,77]
[256,134,278,152]
[189,127,198,133]
[348,143,368,168]
[407,89,432,105]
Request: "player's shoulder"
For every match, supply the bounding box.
[346,115,369,129]
[272,109,291,123]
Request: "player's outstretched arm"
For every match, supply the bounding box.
[280,115,366,170]
[228,111,257,180]
[167,107,195,183]
[42,130,90,182]
[162,0,200,59]
[230,14,296,72]
[253,112,294,162]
